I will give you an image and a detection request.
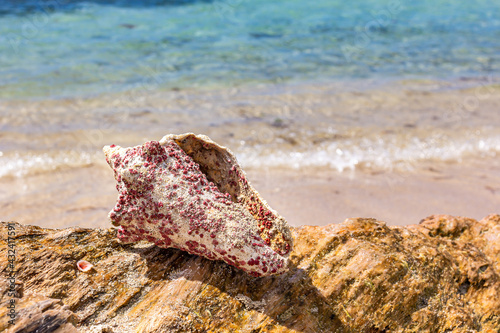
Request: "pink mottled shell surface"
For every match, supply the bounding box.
[103,134,293,277]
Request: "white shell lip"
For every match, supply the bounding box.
[77,260,93,272]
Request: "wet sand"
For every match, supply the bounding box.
[1,78,499,229]
[248,158,500,227]
[1,156,498,229]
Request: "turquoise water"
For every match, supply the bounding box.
[0,0,499,99]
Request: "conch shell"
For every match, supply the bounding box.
[104,133,293,277]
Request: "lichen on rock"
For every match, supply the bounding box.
[103,133,293,277]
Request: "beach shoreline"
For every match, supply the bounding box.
[1,77,499,229]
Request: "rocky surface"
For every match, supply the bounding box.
[1,214,499,332]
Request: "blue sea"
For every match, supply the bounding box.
[0,0,499,99]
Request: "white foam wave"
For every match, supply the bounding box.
[1,134,499,178]
[236,134,500,171]
[0,151,98,178]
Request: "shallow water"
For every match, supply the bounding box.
[1,78,500,178]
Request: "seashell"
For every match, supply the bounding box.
[77,259,93,272]
[103,133,293,277]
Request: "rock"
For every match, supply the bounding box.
[1,215,499,332]
[103,134,292,277]
[0,278,79,333]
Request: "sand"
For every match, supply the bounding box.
[247,158,500,227]
[1,156,498,229]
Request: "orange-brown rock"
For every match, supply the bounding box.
[1,215,499,332]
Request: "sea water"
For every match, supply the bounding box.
[0,0,500,175]
[1,0,499,99]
